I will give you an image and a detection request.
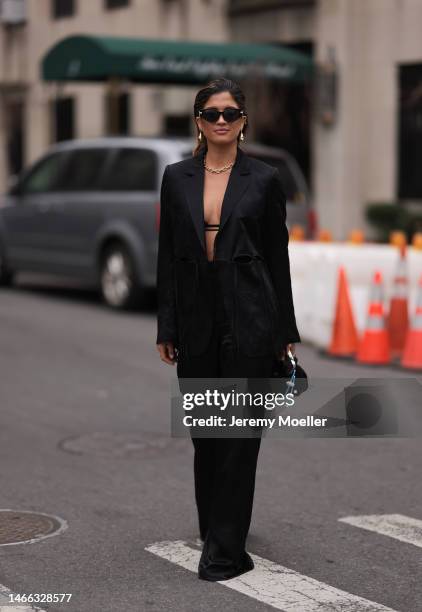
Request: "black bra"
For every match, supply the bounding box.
[204,221,220,231]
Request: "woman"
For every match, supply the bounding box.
[156,78,301,581]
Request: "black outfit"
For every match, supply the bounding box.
[156,145,301,358]
[156,145,301,581]
[177,261,274,580]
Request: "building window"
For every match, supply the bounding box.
[104,0,130,9]
[398,64,422,199]
[5,99,25,176]
[228,0,315,16]
[51,0,75,19]
[164,114,191,137]
[51,97,75,142]
[105,92,131,135]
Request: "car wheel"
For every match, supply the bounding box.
[100,243,142,310]
[0,250,14,287]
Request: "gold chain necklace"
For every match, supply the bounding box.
[203,157,235,174]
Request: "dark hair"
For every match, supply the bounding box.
[192,78,248,156]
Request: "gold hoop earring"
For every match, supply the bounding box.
[198,131,202,142]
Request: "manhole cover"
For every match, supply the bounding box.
[0,510,67,546]
[58,431,189,458]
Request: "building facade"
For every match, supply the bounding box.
[0,0,228,189]
[229,0,422,238]
[1,0,422,238]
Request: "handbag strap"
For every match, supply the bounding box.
[285,349,296,392]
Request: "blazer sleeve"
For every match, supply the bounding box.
[156,164,178,346]
[262,168,301,346]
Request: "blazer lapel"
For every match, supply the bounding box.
[183,146,251,254]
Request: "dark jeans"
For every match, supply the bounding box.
[177,261,274,581]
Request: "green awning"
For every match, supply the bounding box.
[41,35,313,85]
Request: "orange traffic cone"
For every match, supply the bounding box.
[401,275,422,370]
[387,245,409,358]
[356,271,391,364]
[328,266,359,357]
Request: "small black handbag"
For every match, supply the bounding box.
[271,349,308,397]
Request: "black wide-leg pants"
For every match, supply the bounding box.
[176,261,274,581]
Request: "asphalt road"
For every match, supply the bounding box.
[0,274,421,612]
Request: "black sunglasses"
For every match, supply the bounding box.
[197,107,245,123]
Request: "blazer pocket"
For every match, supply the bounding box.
[234,256,273,357]
[174,259,197,338]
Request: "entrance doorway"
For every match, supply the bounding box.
[4,97,25,176]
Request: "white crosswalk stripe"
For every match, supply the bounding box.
[145,540,397,611]
[339,513,422,548]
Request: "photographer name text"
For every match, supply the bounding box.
[183,415,327,428]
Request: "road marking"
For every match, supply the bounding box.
[145,540,397,611]
[0,583,45,611]
[339,513,422,548]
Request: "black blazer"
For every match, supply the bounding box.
[156,145,301,359]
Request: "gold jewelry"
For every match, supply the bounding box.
[198,131,202,141]
[203,157,235,174]
[240,129,244,142]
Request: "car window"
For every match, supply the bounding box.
[19,151,70,194]
[100,148,158,191]
[57,148,110,191]
[247,153,299,203]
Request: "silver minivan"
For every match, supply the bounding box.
[0,136,311,309]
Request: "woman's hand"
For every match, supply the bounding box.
[277,343,295,361]
[157,341,177,365]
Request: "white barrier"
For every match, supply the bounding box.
[289,243,422,349]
